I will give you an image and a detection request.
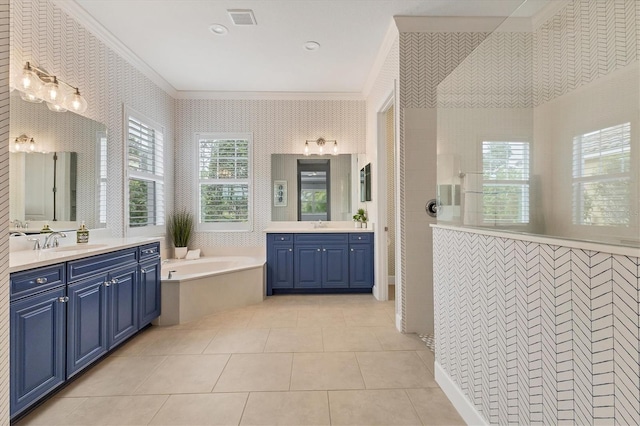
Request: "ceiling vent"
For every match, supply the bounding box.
[227,9,257,26]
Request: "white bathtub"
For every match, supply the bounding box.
[157,255,265,326]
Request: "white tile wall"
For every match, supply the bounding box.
[434,227,640,425]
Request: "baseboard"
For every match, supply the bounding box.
[395,312,402,331]
[435,362,488,426]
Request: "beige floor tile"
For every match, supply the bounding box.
[406,388,465,426]
[344,309,395,327]
[248,309,298,328]
[135,354,230,394]
[214,353,293,392]
[291,352,365,390]
[372,328,430,351]
[59,395,169,425]
[59,356,166,397]
[204,327,270,353]
[264,327,323,352]
[140,329,218,355]
[416,349,435,375]
[328,390,421,425]
[297,309,346,327]
[240,391,330,425]
[110,327,165,357]
[195,310,255,329]
[322,327,382,351]
[356,351,438,389]
[149,393,248,425]
[15,397,87,425]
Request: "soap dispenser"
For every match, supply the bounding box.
[40,222,52,234]
[77,221,89,244]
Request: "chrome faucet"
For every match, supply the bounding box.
[43,232,67,249]
[10,232,27,237]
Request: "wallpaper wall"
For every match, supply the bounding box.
[10,0,176,236]
[174,99,366,248]
[434,227,640,425]
[0,0,10,421]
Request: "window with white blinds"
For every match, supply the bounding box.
[572,122,631,226]
[126,108,164,232]
[482,141,530,225]
[197,133,252,231]
[97,131,107,225]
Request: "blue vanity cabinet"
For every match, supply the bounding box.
[321,244,349,288]
[349,233,374,288]
[294,244,323,288]
[66,274,109,377]
[66,248,139,377]
[10,265,67,418]
[108,264,139,349]
[293,233,349,289]
[139,257,161,327]
[267,234,294,295]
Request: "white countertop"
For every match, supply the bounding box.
[10,237,162,273]
[263,227,373,233]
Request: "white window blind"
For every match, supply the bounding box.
[127,111,164,229]
[197,134,252,231]
[572,122,631,226]
[482,141,530,225]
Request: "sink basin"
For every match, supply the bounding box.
[51,243,109,252]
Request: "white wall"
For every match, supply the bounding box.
[174,99,366,249]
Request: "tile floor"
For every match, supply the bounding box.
[17,294,464,426]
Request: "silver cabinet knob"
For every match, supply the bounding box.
[289,249,292,252]
[351,248,354,251]
[58,296,69,303]
[111,278,119,284]
[317,248,321,251]
[103,281,111,287]
[323,249,326,252]
[141,268,147,273]
[35,277,48,284]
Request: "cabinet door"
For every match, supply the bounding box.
[269,244,294,292]
[294,245,322,288]
[10,287,66,417]
[108,265,139,349]
[349,243,374,288]
[322,244,349,288]
[139,258,161,327]
[67,276,108,377]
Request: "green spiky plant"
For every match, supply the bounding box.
[352,208,367,223]
[167,209,194,247]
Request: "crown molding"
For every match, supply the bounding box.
[51,0,178,97]
[531,0,571,30]
[175,91,365,101]
[394,16,509,33]
[361,19,398,99]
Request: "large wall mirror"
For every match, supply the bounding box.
[271,154,353,221]
[10,91,107,231]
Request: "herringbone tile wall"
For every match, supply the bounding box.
[434,227,640,425]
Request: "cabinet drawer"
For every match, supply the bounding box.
[139,243,160,261]
[67,248,138,283]
[349,233,372,243]
[268,234,293,243]
[294,233,349,244]
[10,264,65,301]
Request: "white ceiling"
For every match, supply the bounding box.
[70,0,540,95]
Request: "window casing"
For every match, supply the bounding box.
[125,107,165,235]
[482,141,530,225]
[97,131,107,226]
[572,123,631,226]
[196,133,252,232]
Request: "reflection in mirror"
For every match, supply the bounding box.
[298,160,330,221]
[10,91,107,231]
[11,152,77,222]
[271,154,352,221]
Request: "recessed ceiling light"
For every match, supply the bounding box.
[303,41,321,51]
[209,24,228,35]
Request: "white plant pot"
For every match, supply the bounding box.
[174,246,188,259]
[362,222,367,229]
[354,222,362,228]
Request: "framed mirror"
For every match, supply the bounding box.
[10,91,108,231]
[271,154,353,221]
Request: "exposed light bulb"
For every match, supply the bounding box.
[46,102,67,113]
[14,140,20,152]
[41,77,62,103]
[20,63,43,95]
[332,141,338,155]
[318,144,324,155]
[29,139,36,151]
[19,91,43,103]
[64,88,88,114]
[304,141,310,156]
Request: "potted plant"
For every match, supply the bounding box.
[167,209,193,259]
[352,208,367,229]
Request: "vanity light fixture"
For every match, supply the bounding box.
[16,62,88,114]
[13,134,37,152]
[304,138,338,156]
